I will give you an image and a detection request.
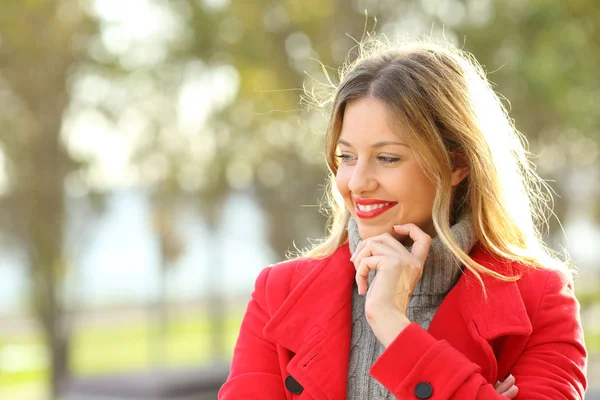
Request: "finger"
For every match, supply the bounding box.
[351,233,397,262]
[369,232,414,256]
[352,239,373,266]
[500,385,518,399]
[351,242,372,272]
[355,255,384,295]
[393,224,432,264]
[494,374,515,393]
[350,240,366,262]
[352,239,398,271]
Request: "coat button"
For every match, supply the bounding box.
[285,375,304,394]
[414,382,433,399]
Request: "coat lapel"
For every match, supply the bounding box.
[263,244,356,400]
[429,245,533,383]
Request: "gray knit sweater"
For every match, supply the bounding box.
[346,215,476,399]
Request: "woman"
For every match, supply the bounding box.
[219,38,587,399]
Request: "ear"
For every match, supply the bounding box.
[451,166,470,187]
[450,153,470,187]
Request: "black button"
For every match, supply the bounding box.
[285,375,304,394]
[414,382,433,399]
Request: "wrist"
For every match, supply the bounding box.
[368,308,411,348]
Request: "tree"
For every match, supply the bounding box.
[184,0,375,258]
[0,0,99,397]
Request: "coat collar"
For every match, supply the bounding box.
[457,245,532,339]
[263,244,355,400]
[264,243,533,398]
[263,244,355,354]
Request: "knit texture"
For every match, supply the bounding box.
[346,214,476,399]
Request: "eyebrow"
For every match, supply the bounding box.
[337,139,410,148]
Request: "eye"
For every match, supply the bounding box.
[335,153,355,163]
[377,156,401,164]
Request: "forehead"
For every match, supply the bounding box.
[340,97,407,143]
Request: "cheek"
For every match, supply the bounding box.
[393,166,436,207]
[335,168,355,211]
[335,168,350,194]
[413,175,437,208]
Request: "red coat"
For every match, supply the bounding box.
[219,243,587,399]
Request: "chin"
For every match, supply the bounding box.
[357,225,395,240]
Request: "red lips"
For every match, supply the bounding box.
[353,197,397,219]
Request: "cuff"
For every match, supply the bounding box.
[370,323,480,398]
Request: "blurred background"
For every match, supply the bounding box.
[0,0,599,399]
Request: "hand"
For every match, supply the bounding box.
[350,224,432,345]
[494,374,518,399]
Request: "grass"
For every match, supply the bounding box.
[71,313,242,375]
[0,310,244,395]
[585,332,600,354]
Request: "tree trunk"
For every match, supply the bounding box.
[203,202,227,360]
[40,300,70,399]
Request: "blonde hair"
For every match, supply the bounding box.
[301,37,569,283]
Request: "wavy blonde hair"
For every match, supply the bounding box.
[301,37,568,283]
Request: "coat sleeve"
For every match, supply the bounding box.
[369,269,587,399]
[219,267,288,399]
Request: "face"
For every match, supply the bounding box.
[335,97,444,241]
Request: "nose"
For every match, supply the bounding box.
[347,160,378,195]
